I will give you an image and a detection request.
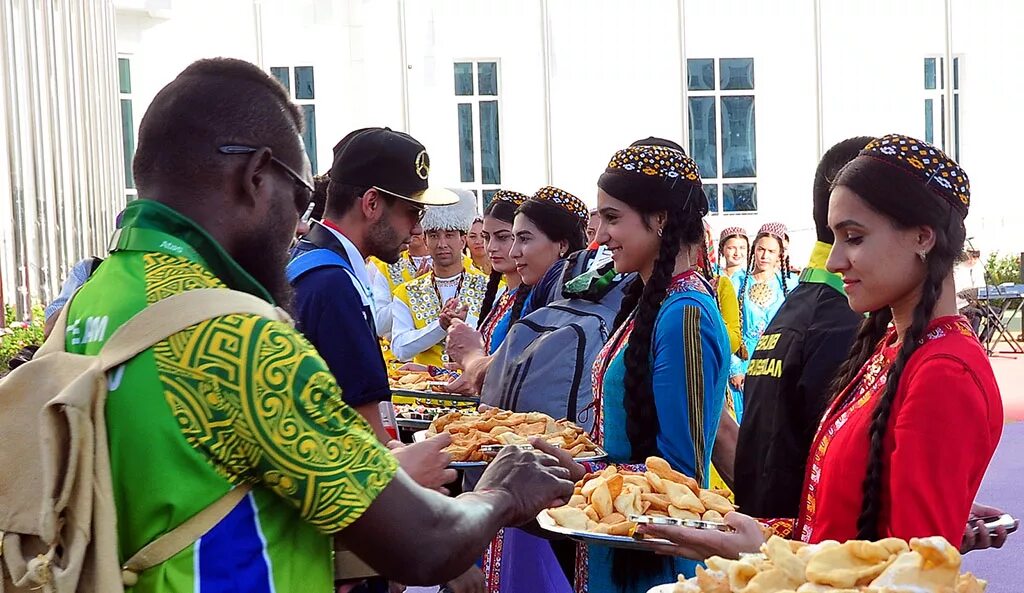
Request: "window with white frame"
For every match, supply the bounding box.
[454,61,501,209]
[687,58,757,214]
[924,56,961,161]
[118,56,136,201]
[271,66,318,174]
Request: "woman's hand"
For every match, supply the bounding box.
[729,374,745,392]
[530,438,587,483]
[636,512,765,560]
[961,502,1016,553]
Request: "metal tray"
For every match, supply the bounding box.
[390,388,480,404]
[536,509,673,551]
[628,514,733,532]
[413,430,608,468]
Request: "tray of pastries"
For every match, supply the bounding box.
[415,408,605,468]
[537,457,736,550]
[649,533,986,592]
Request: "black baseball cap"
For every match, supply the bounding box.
[329,127,457,206]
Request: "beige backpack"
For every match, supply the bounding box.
[0,288,291,592]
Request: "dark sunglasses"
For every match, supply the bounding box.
[373,186,426,222]
[218,145,314,214]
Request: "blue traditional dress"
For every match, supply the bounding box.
[579,270,730,593]
[729,270,787,422]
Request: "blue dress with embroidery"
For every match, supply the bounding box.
[588,275,731,593]
[729,270,788,421]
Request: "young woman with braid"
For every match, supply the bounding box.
[536,144,730,592]
[511,186,590,317]
[476,190,531,353]
[637,134,1003,559]
[728,222,789,422]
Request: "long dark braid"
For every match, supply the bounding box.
[855,257,945,538]
[477,270,504,328]
[612,278,643,331]
[828,308,894,408]
[509,285,532,323]
[735,246,755,341]
[621,204,704,463]
[825,151,966,539]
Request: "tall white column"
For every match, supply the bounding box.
[0,0,122,320]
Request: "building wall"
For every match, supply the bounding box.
[5,0,1021,311]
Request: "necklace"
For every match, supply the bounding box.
[431,272,465,305]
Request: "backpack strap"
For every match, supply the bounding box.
[120,485,252,586]
[97,288,290,371]
[286,247,354,284]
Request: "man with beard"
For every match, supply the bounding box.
[289,127,457,441]
[59,59,574,593]
[390,191,489,367]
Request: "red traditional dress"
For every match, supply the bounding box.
[795,316,1002,544]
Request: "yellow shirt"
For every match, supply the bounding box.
[391,268,489,367]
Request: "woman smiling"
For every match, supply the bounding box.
[638,134,1002,559]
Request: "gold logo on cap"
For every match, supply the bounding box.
[415,150,430,180]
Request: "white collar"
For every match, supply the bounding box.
[321,222,373,293]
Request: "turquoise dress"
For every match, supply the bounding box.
[729,270,787,421]
[586,272,730,593]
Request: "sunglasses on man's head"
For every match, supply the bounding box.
[218,145,314,214]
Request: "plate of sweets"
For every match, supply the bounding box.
[538,456,736,550]
[414,408,606,468]
[649,533,987,592]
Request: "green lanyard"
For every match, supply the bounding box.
[799,266,846,295]
[108,226,207,267]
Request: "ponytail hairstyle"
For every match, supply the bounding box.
[477,190,529,327]
[826,134,969,539]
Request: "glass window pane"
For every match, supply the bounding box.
[954,94,960,161]
[687,58,715,91]
[482,189,498,209]
[458,103,475,182]
[953,57,960,90]
[118,58,131,94]
[703,184,719,213]
[924,58,936,90]
[719,58,754,90]
[120,99,134,189]
[480,100,501,185]
[454,62,474,95]
[301,104,317,174]
[295,66,315,100]
[721,96,756,177]
[688,97,717,178]
[940,95,946,150]
[924,99,934,144]
[939,57,945,90]
[723,183,757,212]
[478,62,498,95]
[271,67,290,95]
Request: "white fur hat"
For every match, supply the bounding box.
[420,188,479,232]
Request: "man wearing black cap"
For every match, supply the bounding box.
[288,127,457,441]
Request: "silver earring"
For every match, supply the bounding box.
[657,228,663,237]
[918,251,927,262]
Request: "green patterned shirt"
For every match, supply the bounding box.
[64,199,397,593]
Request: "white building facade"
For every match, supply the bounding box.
[3,0,1023,313]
